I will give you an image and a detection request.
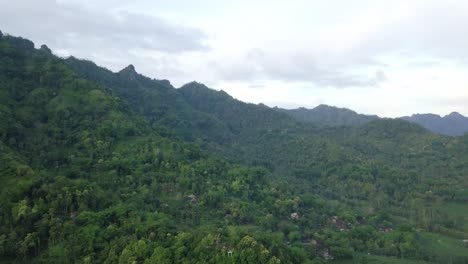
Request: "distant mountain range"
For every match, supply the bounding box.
[401,112,468,136]
[278,105,468,136]
[277,105,379,127]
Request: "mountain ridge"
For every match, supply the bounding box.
[277,104,379,128]
[1,31,467,263]
[402,112,468,136]
[277,104,468,136]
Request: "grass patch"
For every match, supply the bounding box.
[435,202,468,234]
[418,232,468,263]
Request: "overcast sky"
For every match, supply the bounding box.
[1,0,468,117]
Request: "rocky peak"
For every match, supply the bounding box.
[181,81,208,90]
[118,64,138,80]
[40,44,52,54]
[122,64,136,73]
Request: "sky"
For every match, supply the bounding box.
[1,0,468,117]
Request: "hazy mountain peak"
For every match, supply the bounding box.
[179,82,233,101]
[120,64,136,73]
[402,112,468,136]
[180,81,208,89]
[410,113,441,118]
[279,104,378,127]
[118,64,138,80]
[314,104,360,114]
[315,104,337,109]
[446,111,464,118]
[159,79,172,87]
[39,44,52,54]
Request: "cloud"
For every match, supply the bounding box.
[0,0,209,68]
[207,0,468,89]
[356,3,467,65]
[248,84,266,89]
[212,49,387,88]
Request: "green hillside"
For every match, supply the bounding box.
[0,33,467,263]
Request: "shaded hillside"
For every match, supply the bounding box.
[280,105,468,137]
[65,57,233,143]
[402,112,468,136]
[278,105,378,127]
[179,81,296,134]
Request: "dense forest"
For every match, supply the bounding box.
[0,32,467,263]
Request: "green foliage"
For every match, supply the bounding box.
[0,33,467,264]
[279,104,378,127]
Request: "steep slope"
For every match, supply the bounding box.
[402,112,468,136]
[178,81,297,133]
[0,33,310,263]
[278,104,378,127]
[65,57,232,143]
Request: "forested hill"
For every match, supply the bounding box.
[64,56,233,144]
[1,32,468,263]
[278,105,378,127]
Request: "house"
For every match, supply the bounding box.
[331,216,350,231]
[70,211,78,218]
[187,194,198,204]
[320,248,334,260]
[290,212,300,220]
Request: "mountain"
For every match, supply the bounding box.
[65,57,235,144]
[402,112,468,136]
[280,105,468,137]
[1,31,304,264]
[278,105,379,127]
[1,32,468,263]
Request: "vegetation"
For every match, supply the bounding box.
[277,105,378,128]
[0,32,467,263]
